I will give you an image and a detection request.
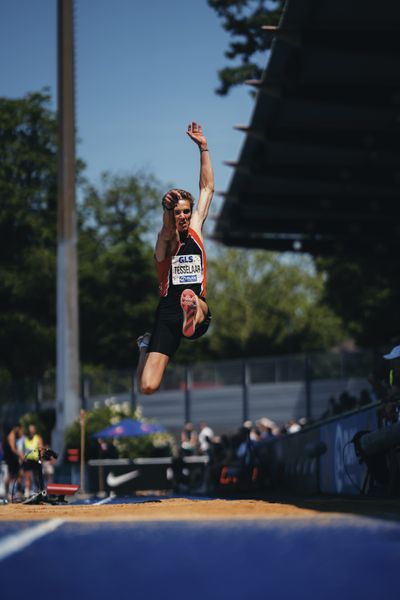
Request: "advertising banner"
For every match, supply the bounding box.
[319,406,378,494]
[271,427,320,493]
[88,456,208,496]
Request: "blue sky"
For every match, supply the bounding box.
[0,0,259,236]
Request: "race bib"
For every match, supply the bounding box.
[171,254,203,285]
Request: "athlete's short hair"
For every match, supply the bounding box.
[175,189,195,210]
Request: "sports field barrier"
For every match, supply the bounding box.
[80,402,400,498]
[0,348,378,433]
[263,403,380,495]
[86,456,208,496]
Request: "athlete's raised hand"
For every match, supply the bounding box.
[187,122,207,151]
[162,189,181,211]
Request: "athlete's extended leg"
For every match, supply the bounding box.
[138,351,170,395]
[136,332,169,395]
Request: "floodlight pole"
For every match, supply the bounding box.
[54,0,80,451]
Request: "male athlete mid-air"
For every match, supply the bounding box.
[137,121,214,394]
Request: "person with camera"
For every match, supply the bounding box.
[368,342,400,426]
[136,122,214,395]
[22,423,43,498]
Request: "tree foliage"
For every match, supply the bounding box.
[184,248,345,360]
[0,92,58,379]
[0,92,162,382]
[79,172,162,369]
[208,0,284,94]
[316,255,400,349]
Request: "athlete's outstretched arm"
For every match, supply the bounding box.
[187,122,214,234]
[154,189,180,262]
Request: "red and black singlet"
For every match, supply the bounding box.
[155,227,207,306]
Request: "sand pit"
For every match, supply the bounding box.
[0,498,320,522]
[1,496,399,522]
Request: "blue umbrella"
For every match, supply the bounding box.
[93,418,165,439]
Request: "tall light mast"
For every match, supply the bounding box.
[54,0,80,449]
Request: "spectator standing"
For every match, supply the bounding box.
[198,422,214,455]
[249,427,262,442]
[378,344,400,424]
[3,424,23,501]
[256,418,276,440]
[236,426,257,466]
[180,423,199,456]
[22,423,43,498]
[383,345,400,391]
[286,419,301,434]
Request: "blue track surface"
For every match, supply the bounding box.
[1,500,399,600]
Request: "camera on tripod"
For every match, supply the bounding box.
[41,447,58,462]
[21,446,79,505]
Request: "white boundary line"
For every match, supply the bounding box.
[93,496,113,506]
[0,495,113,561]
[0,518,64,562]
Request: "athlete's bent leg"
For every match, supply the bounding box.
[180,289,208,337]
[197,297,208,325]
[139,351,170,395]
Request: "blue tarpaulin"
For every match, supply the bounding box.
[93,418,165,438]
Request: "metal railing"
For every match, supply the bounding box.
[0,349,378,429]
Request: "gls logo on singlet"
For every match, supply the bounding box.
[171,254,202,285]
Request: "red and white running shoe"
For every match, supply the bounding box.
[180,289,198,338]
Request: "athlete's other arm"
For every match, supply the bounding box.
[154,189,181,261]
[187,122,214,236]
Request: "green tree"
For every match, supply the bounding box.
[316,255,400,349]
[200,248,345,358]
[0,92,57,380]
[79,171,162,369]
[0,91,164,384]
[208,0,284,95]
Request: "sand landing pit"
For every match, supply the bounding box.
[1,496,399,523]
[0,498,320,522]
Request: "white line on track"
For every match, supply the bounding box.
[0,495,113,562]
[0,518,64,562]
[93,496,113,506]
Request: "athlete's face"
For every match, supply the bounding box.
[174,199,192,233]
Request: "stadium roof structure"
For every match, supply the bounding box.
[213,0,400,257]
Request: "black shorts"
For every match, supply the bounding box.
[22,459,39,472]
[5,454,20,477]
[147,297,211,358]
